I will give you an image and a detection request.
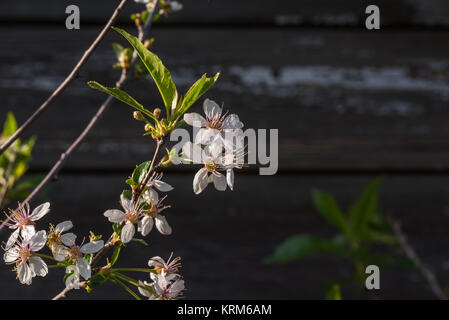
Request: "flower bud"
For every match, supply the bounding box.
[134,111,145,121]
[145,123,152,132]
[153,108,161,118]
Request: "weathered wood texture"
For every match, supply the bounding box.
[1,174,448,299]
[2,0,449,27]
[1,27,449,171]
[1,1,449,301]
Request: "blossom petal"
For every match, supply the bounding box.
[55,220,73,233]
[30,202,50,221]
[5,228,19,251]
[148,256,165,268]
[3,246,19,263]
[212,172,227,191]
[76,257,91,280]
[80,240,104,254]
[138,216,154,237]
[29,256,48,277]
[222,114,243,129]
[138,280,152,298]
[195,128,221,146]
[153,180,174,192]
[53,245,69,261]
[184,112,206,127]
[182,141,205,163]
[120,194,133,212]
[121,222,135,244]
[155,215,172,235]
[65,266,80,290]
[143,188,159,204]
[104,209,126,223]
[193,168,209,194]
[204,136,224,159]
[203,98,222,121]
[29,230,47,252]
[226,169,234,191]
[21,225,36,241]
[60,233,77,247]
[17,261,33,285]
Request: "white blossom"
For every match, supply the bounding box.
[183,138,240,194]
[184,98,244,148]
[3,230,48,285]
[4,202,50,250]
[142,172,173,204]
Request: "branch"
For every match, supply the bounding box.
[52,287,72,300]
[0,0,131,155]
[0,151,16,207]
[47,3,160,300]
[389,217,448,300]
[0,1,160,234]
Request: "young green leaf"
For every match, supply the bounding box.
[348,178,383,238]
[88,81,157,120]
[2,112,17,138]
[311,189,348,234]
[264,234,343,264]
[112,43,124,60]
[112,27,177,116]
[174,72,220,119]
[110,245,122,266]
[325,284,342,300]
[132,161,151,185]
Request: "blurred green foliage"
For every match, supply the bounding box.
[0,112,44,208]
[265,178,412,294]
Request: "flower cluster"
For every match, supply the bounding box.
[183,99,245,194]
[138,254,184,300]
[104,173,173,243]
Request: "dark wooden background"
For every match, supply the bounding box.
[1,0,449,299]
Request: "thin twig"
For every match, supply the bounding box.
[389,217,448,300]
[0,152,16,207]
[52,287,72,300]
[48,3,160,300]
[0,1,159,234]
[0,0,130,155]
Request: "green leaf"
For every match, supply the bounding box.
[311,189,348,234]
[110,245,122,266]
[112,27,177,115]
[132,161,151,185]
[121,190,132,201]
[2,112,17,138]
[325,284,342,300]
[131,238,149,246]
[175,73,220,119]
[112,43,124,60]
[88,273,108,286]
[264,234,343,264]
[88,81,157,120]
[348,178,383,238]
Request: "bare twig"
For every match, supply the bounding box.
[52,287,72,300]
[0,152,16,207]
[48,3,160,300]
[0,0,130,155]
[0,1,160,234]
[389,217,448,300]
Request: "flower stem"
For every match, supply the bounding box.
[112,277,141,300]
[112,272,141,287]
[111,268,157,274]
[35,253,57,262]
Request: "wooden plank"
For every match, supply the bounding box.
[2,0,449,27]
[2,27,449,171]
[0,173,447,299]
